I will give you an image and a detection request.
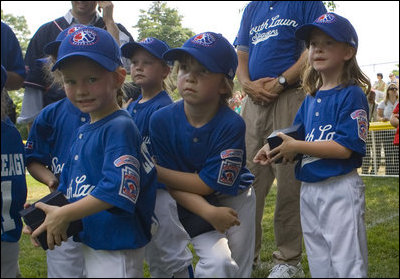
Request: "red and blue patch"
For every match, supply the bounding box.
[351,109,368,142]
[119,166,140,204]
[217,159,241,187]
[114,155,139,169]
[71,29,97,46]
[192,32,216,47]
[315,13,336,24]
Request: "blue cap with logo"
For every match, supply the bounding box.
[295,12,358,49]
[1,65,7,92]
[121,37,170,60]
[44,25,86,56]
[163,32,238,80]
[52,26,123,72]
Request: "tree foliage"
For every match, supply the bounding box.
[134,1,195,48]
[1,9,31,56]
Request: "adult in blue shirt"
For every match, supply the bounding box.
[1,21,27,123]
[234,2,326,277]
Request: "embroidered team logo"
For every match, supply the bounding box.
[141,37,154,44]
[217,159,241,186]
[351,109,368,142]
[192,33,216,47]
[114,155,139,169]
[25,141,34,150]
[315,13,336,24]
[119,166,140,204]
[71,29,97,46]
[67,25,85,36]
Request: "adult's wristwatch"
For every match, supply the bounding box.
[278,75,288,88]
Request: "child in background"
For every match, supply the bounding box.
[150,32,256,278]
[24,26,157,278]
[25,25,88,278]
[1,65,28,278]
[254,13,369,277]
[121,38,194,278]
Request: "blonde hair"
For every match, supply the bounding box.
[301,47,371,96]
[384,83,399,105]
[174,54,234,105]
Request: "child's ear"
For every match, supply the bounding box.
[344,46,356,61]
[115,67,127,87]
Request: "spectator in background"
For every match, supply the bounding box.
[1,21,27,124]
[377,83,399,175]
[17,1,134,131]
[372,73,386,103]
[388,72,399,88]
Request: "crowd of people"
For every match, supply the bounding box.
[1,1,399,278]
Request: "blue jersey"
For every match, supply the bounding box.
[293,85,369,182]
[127,91,172,191]
[150,101,251,196]
[1,118,27,242]
[234,1,326,80]
[126,91,173,155]
[25,98,89,177]
[1,21,26,79]
[58,110,157,250]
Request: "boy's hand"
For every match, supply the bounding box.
[253,144,272,165]
[205,206,240,233]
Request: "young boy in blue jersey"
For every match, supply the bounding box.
[121,38,194,278]
[150,32,256,278]
[24,26,157,278]
[254,13,370,278]
[1,65,28,278]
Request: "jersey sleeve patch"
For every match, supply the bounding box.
[119,166,140,204]
[220,149,243,159]
[114,155,139,169]
[350,109,368,142]
[217,159,241,187]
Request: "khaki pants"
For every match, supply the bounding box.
[242,87,305,266]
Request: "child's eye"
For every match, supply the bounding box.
[88,77,97,83]
[64,79,75,85]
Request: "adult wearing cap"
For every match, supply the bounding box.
[234,2,326,277]
[18,1,134,131]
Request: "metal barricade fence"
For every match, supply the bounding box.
[361,122,399,177]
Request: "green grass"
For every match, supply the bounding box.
[18,175,399,278]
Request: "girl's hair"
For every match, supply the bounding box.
[384,83,399,105]
[175,54,234,105]
[301,47,371,96]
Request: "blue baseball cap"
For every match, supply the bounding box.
[44,25,86,56]
[295,12,358,50]
[163,32,238,80]
[52,26,123,72]
[1,65,7,92]
[121,37,170,60]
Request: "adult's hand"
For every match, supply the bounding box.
[242,77,279,104]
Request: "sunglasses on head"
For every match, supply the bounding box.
[389,87,398,91]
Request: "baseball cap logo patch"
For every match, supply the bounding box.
[68,26,82,35]
[72,29,97,46]
[141,37,154,44]
[316,13,336,24]
[192,33,216,47]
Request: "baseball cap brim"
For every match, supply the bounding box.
[163,48,223,75]
[295,24,357,49]
[52,52,121,72]
[121,42,163,60]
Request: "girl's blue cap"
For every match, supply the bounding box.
[52,26,123,72]
[121,37,170,60]
[295,12,358,50]
[44,25,86,56]
[163,32,238,80]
